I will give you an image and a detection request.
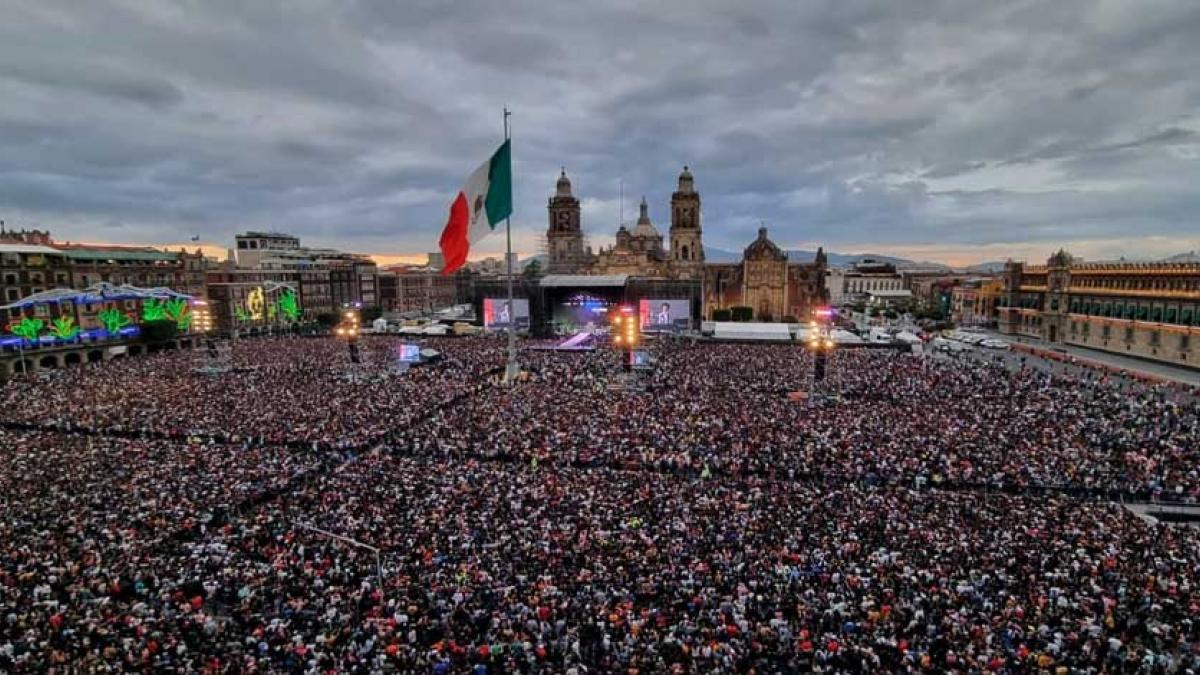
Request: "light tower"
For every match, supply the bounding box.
[611,305,640,371]
[806,306,835,384]
[336,303,362,364]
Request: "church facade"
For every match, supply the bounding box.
[544,167,827,320]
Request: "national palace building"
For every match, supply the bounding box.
[999,250,1200,368]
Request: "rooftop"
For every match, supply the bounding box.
[540,274,630,288]
[0,243,66,255]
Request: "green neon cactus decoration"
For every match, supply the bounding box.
[234,305,250,322]
[98,308,133,334]
[9,317,44,342]
[142,298,168,322]
[278,288,301,321]
[49,316,80,340]
[163,297,192,330]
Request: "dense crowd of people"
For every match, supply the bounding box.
[2,335,1199,672]
[0,338,501,449]
[406,342,1200,499]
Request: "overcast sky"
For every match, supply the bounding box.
[2,0,1198,265]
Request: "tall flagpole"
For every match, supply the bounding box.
[503,107,519,384]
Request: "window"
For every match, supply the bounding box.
[1102,325,1111,339]
[1125,327,1135,341]
[1182,334,1191,351]
[1150,331,1160,346]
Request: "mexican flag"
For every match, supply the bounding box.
[439,139,512,274]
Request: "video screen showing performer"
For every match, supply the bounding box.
[483,298,530,330]
[638,298,691,332]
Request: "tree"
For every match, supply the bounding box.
[712,308,732,322]
[731,306,754,322]
[315,312,340,328]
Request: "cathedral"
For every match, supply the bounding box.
[546,166,703,279]
[544,166,827,320]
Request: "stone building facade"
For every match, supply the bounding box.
[544,168,826,322]
[999,251,1200,368]
[703,228,828,322]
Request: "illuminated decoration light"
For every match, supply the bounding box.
[7,317,44,342]
[0,281,192,312]
[824,339,835,349]
[277,288,301,321]
[49,316,80,340]
[142,298,169,322]
[246,287,266,321]
[97,308,135,335]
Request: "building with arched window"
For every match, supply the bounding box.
[999,251,1200,367]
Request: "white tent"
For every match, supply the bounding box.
[371,317,388,332]
[711,322,793,341]
[830,329,865,345]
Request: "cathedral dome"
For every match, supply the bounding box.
[555,168,572,197]
[677,165,694,192]
[632,196,661,239]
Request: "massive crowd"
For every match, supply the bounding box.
[0,338,500,449]
[406,343,1200,499]
[1,335,1199,673]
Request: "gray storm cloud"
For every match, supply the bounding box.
[0,0,1198,263]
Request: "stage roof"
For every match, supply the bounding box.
[540,274,629,288]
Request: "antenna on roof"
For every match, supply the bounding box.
[619,179,624,229]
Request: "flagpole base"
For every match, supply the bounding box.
[503,360,521,385]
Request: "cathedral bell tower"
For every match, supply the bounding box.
[546,169,585,273]
[669,166,703,274]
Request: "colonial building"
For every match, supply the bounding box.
[377,265,457,314]
[544,167,825,322]
[999,251,1200,368]
[703,227,827,322]
[951,278,1003,326]
[545,166,704,280]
